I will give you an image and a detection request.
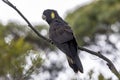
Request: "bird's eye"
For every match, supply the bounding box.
[51,12,55,19]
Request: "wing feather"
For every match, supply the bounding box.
[49,21,74,43]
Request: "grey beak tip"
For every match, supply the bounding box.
[42,15,46,20]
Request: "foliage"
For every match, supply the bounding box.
[0,22,51,80]
[66,0,120,47]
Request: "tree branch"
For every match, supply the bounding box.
[78,46,120,79]
[2,0,120,79]
[2,0,51,43]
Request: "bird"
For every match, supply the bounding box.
[42,9,83,73]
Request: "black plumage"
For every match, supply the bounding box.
[42,9,83,73]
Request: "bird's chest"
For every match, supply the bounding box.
[48,21,73,43]
[49,24,63,39]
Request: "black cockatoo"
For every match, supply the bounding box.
[42,9,83,73]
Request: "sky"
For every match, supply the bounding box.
[0,0,119,80]
[0,0,92,25]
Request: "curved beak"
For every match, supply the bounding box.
[42,15,46,20]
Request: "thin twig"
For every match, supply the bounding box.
[2,0,120,79]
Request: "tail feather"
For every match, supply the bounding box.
[69,63,79,73]
[67,57,78,73]
[74,56,83,73]
[67,56,83,73]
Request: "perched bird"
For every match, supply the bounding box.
[42,9,83,73]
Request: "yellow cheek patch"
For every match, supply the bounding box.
[51,12,55,19]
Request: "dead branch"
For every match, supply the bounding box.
[2,0,120,79]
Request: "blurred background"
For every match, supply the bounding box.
[0,0,120,80]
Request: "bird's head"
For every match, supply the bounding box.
[42,9,59,24]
